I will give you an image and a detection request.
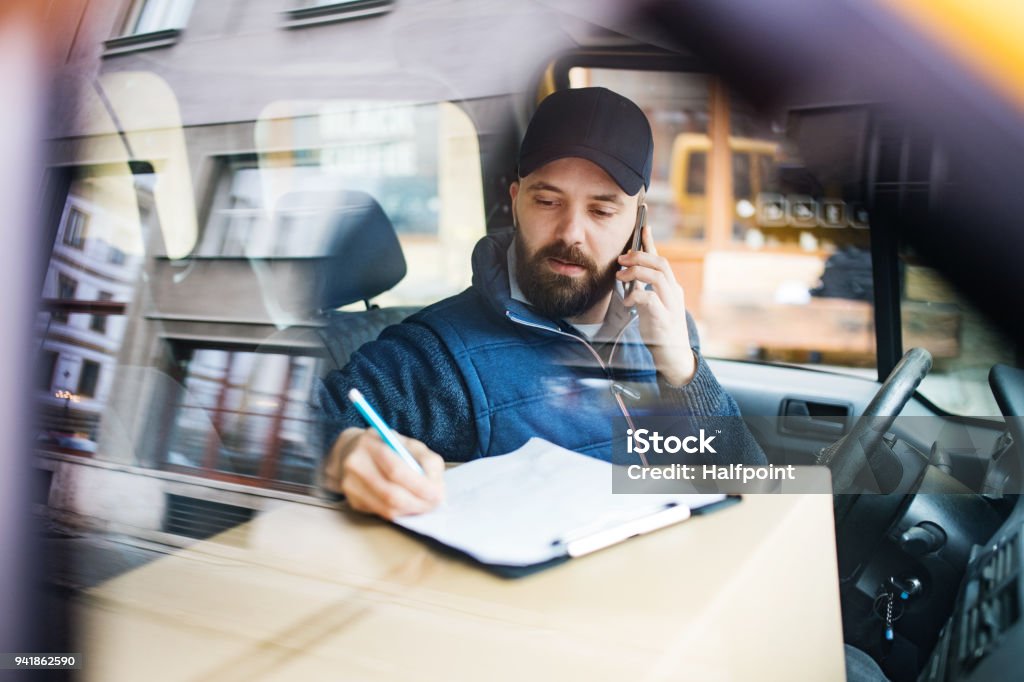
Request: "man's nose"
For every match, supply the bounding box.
[554,206,587,244]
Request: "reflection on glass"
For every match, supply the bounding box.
[901,255,1014,416]
[130,0,195,35]
[200,104,441,259]
[164,349,322,490]
[565,69,879,373]
[36,168,150,454]
[570,68,712,242]
[683,94,879,372]
[192,100,483,307]
[166,407,213,468]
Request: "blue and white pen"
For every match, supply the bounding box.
[347,388,426,476]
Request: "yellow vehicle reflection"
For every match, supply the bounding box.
[669,132,779,241]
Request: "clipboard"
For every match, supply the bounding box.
[392,438,742,578]
[396,496,742,579]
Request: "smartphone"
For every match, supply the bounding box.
[624,204,647,297]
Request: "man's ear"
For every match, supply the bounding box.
[509,181,520,229]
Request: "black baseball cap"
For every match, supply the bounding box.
[517,87,653,195]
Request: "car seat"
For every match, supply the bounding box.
[310,190,420,371]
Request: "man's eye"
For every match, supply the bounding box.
[592,208,615,218]
[534,197,557,207]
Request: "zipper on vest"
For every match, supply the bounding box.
[505,310,609,367]
[611,383,641,400]
[505,310,645,464]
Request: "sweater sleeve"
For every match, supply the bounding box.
[653,350,768,466]
[315,320,479,464]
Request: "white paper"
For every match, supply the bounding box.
[394,438,725,567]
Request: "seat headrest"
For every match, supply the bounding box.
[311,190,407,311]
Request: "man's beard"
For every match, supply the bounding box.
[514,236,618,320]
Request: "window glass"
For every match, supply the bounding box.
[569,68,876,374]
[901,253,1014,415]
[732,152,752,201]
[90,292,114,334]
[62,207,89,249]
[129,0,195,35]
[686,152,707,195]
[52,274,77,324]
[78,361,101,397]
[164,348,323,490]
[37,167,148,455]
[569,68,711,242]
[39,351,59,392]
[197,100,484,307]
[39,90,485,489]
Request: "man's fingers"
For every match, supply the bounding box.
[324,453,343,492]
[328,428,445,520]
[618,248,671,274]
[622,286,664,312]
[403,437,447,491]
[324,428,362,492]
[340,477,380,515]
[365,435,444,504]
[617,263,666,284]
[640,222,659,257]
[342,471,435,520]
[617,265,683,308]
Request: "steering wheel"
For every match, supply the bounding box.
[817,347,933,495]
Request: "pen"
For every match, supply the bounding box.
[558,503,689,558]
[347,388,426,476]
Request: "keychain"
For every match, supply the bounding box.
[873,589,905,643]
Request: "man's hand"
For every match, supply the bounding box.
[616,223,697,386]
[324,427,445,520]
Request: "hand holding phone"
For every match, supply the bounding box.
[617,208,697,385]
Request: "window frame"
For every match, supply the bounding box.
[103,0,194,56]
[282,0,395,30]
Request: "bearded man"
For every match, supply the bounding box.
[318,87,766,519]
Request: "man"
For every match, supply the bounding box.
[318,87,765,519]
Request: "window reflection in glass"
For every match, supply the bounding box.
[129,0,195,35]
[565,68,878,374]
[36,167,149,455]
[901,255,1015,416]
[201,106,441,259]
[165,349,323,490]
[62,207,89,249]
[569,68,712,242]
[193,100,483,307]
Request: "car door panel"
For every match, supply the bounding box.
[709,359,1006,476]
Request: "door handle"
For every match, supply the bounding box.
[781,399,850,436]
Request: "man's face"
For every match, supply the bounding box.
[510,157,640,320]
